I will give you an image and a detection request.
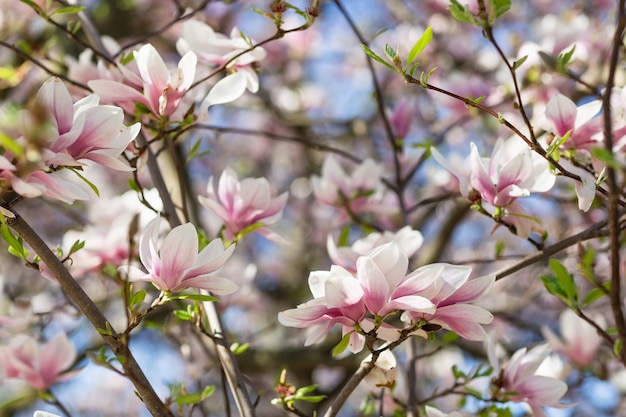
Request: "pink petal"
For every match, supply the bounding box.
[37,78,74,135]
[159,223,198,283]
[545,94,577,137]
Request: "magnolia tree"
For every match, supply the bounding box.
[0,0,625,416]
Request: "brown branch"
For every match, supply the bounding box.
[494,211,626,281]
[2,206,172,417]
[602,0,626,364]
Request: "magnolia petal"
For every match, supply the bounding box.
[545,93,577,137]
[205,72,248,107]
[176,275,238,294]
[159,223,199,281]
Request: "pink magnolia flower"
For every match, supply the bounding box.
[279,243,494,352]
[541,309,605,368]
[402,264,495,341]
[542,93,601,211]
[0,333,78,390]
[198,167,288,241]
[177,20,266,106]
[542,93,602,151]
[89,44,197,117]
[311,156,384,213]
[38,77,139,171]
[1,78,139,203]
[327,226,423,273]
[432,139,555,207]
[468,140,555,207]
[277,264,369,352]
[120,217,237,294]
[489,339,568,417]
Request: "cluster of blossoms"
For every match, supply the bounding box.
[278,241,495,353]
[0,77,139,203]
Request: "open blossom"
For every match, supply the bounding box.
[0,78,139,203]
[177,20,266,106]
[279,242,493,352]
[432,139,555,207]
[119,217,237,294]
[402,264,495,341]
[0,333,78,390]
[198,167,288,241]
[542,93,600,211]
[489,337,568,417]
[89,44,197,117]
[311,156,384,213]
[541,309,605,368]
[38,77,139,171]
[327,226,423,273]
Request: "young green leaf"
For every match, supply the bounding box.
[361,44,396,72]
[50,5,86,16]
[332,331,352,356]
[406,26,433,70]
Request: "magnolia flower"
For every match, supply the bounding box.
[0,333,78,390]
[363,349,397,388]
[541,309,605,368]
[402,264,495,341]
[177,20,266,107]
[89,44,197,117]
[327,226,423,272]
[433,139,555,207]
[311,156,383,213]
[279,242,492,352]
[543,93,602,151]
[489,338,568,417]
[119,218,237,294]
[38,77,139,171]
[542,93,601,211]
[1,78,139,203]
[198,167,288,241]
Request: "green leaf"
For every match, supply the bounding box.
[361,44,396,72]
[295,384,318,395]
[592,147,620,169]
[173,309,193,321]
[96,322,113,336]
[557,45,576,73]
[295,395,326,403]
[406,26,433,70]
[550,258,578,303]
[170,293,219,303]
[230,342,250,355]
[19,0,44,14]
[130,290,147,307]
[50,5,86,16]
[337,225,350,247]
[489,0,511,19]
[68,167,100,197]
[584,287,607,307]
[384,44,397,60]
[512,55,528,71]
[448,0,474,24]
[332,331,352,356]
